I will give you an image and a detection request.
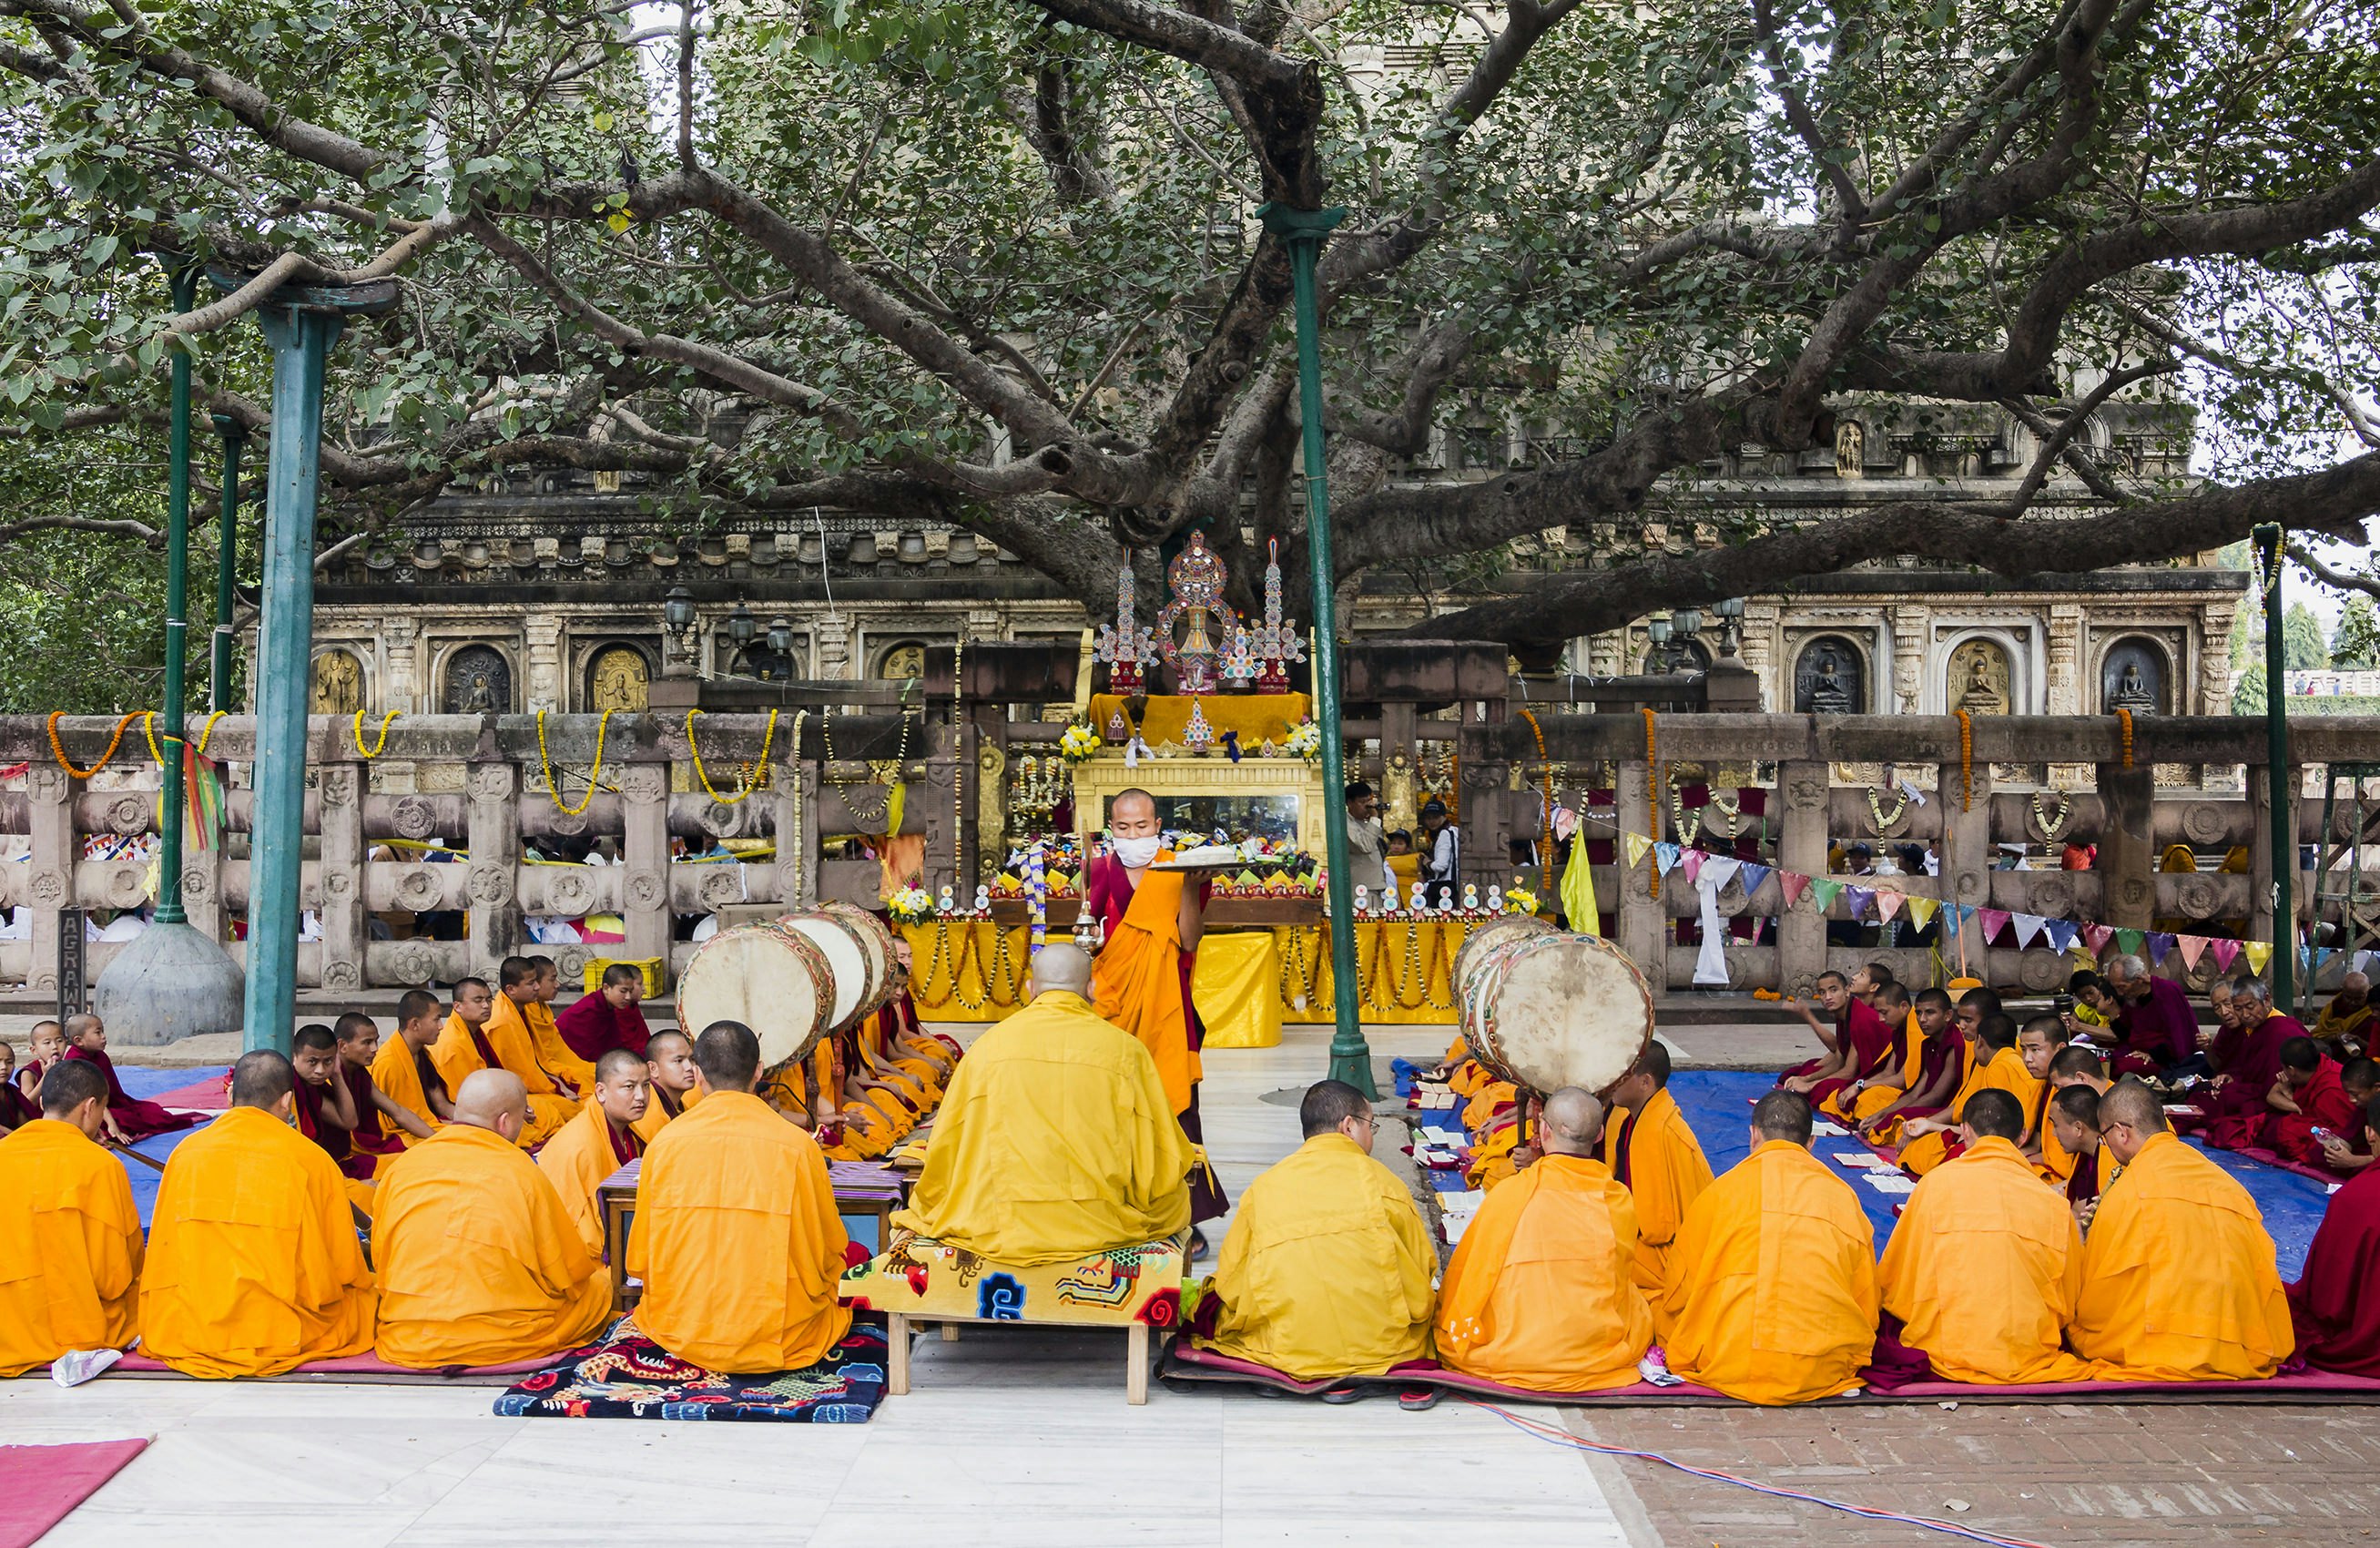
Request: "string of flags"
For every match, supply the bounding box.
[1619,832,2284,976]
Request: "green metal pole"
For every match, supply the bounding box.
[209,414,245,714]
[154,262,197,926]
[2255,522,2294,1007]
[1259,201,1373,1099]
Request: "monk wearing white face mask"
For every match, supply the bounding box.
[1084,788,1227,1254]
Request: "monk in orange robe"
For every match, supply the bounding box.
[0,1060,142,1377]
[1875,1088,2090,1384]
[627,1021,852,1371]
[2070,1080,2293,1381]
[1856,988,1964,1145]
[2047,1085,2113,1224]
[493,955,591,1097]
[374,1070,613,1368]
[519,953,599,1092]
[537,1049,651,1258]
[1897,1013,2039,1176]
[1602,1042,1713,1315]
[1659,1091,1877,1405]
[429,977,575,1148]
[141,1051,377,1378]
[2039,1044,2114,1200]
[1089,787,1227,1233]
[335,1013,422,1176]
[290,1023,381,1219]
[2251,1037,2362,1165]
[632,1029,701,1145]
[1438,1088,1653,1391]
[371,988,456,1145]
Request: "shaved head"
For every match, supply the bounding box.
[595,1048,647,1085]
[1958,1087,2025,1140]
[1752,1090,1814,1146]
[452,1068,530,1136]
[230,1049,295,1110]
[1539,1086,1605,1156]
[38,1058,107,1118]
[2098,1077,2168,1161]
[1027,942,1093,999]
[593,1049,651,1127]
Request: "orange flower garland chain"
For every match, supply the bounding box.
[47,712,141,779]
[2115,708,2134,769]
[1642,708,1660,901]
[1955,709,1974,812]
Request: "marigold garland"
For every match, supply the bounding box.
[146,710,226,766]
[1519,708,1553,879]
[2115,707,2134,769]
[48,712,139,779]
[1954,708,1974,812]
[351,709,397,759]
[787,708,810,902]
[535,708,614,816]
[686,708,777,805]
[1642,708,1660,901]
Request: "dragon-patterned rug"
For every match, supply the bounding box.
[493,1313,889,1422]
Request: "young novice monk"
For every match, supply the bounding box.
[17,1021,65,1109]
[335,1013,424,1175]
[537,1049,652,1258]
[371,989,457,1142]
[0,1041,34,1131]
[632,1029,700,1144]
[62,1013,192,1143]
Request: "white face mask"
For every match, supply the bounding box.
[1112,833,1164,868]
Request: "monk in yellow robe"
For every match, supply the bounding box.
[537,1050,652,1258]
[894,943,1189,1262]
[1876,1088,2090,1384]
[1089,787,1226,1231]
[628,1020,852,1371]
[371,989,456,1146]
[0,1060,142,1377]
[2038,1044,2111,1188]
[492,956,589,1097]
[374,1070,613,1369]
[1819,983,1915,1123]
[633,1029,701,1144]
[1196,1081,1437,1382]
[524,953,600,1092]
[1660,1091,1877,1404]
[1897,1013,2039,1176]
[2070,1080,2294,1381]
[141,1051,376,1378]
[1437,1088,1653,1392]
[429,977,574,1148]
[1602,1042,1712,1315]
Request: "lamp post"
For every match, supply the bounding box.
[154,260,197,927]
[2254,523,2294,1007]
[1257,200,1371,1098]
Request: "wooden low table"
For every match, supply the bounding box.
[596,1158,908,1313]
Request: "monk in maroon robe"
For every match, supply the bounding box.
[0,1044,35,1131]
[554,962,654,1061]
[2092,955,2199,1077]
[2289,1095,2380,1375]
[2200,980,2304,1146]
[2255,1039,2361,1166]
[335,1013,409,1172]
[61,1013,192,1143]
[290,1023,376,1182]
[1779,968,1884,1089]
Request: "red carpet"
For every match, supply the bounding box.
[0,1440,147,1548]
[140,1077,226,1112]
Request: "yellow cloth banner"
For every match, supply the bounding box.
[1192,931,1284,1049]
[1089,692,1311,749]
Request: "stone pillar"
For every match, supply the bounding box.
[524,612,564,712]
[2246,765,2285,947]
[1615,755,1664,984]
[2095,760,2157,932]
[773,757,817,908]
[619,761,672,980]
[464,760,524,981]
[1776,760,1830,994]
[383,617,421,713]
[1938,754,1994,923]
[816,616,854,679]
[2198,602,2239,716]
[921,720,960,901]
[180,820,225,944]
[2045,605,2084,715]
[24,765,74,997]
[1890,606,1928,713]
[315,759,368,996]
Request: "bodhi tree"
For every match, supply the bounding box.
[1,0,2375,655]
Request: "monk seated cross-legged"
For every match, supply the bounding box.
[2070,1079,2294,1382]
[1778,970,1887,1100]
[290,1024,380,1221]
[1600,1043,1713,1319]
[556,962,656,1065]
[628,1021,853,1373]
[1856,987,1965,1146]
[492,956,593,1101]
[1897,1013,2038,1176]
[537,1050,652,1259]
[370,988,457,1146]
[2287,1094,2380,1376]
[431,977,575,1149]
[632,1029,700,1145]
[141,1050,377,1379]
[893,942,1190,1263]
[2200,976,2304,1143]
[1660,1091,1878,1405]
[2314,971,2376,1063]
[1875,1087,2090,1385]
[2314,1059,2380,1178]
[373,1070,613,1370]
[2241,1036,2361,1166]
[1818,983,1916,1124]
[1195,1081,1438,1391]
[0,1060,143,1379]
[1436,1088,1654,1393]
[62,1012,193,1144]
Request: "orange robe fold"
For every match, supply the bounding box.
[370,1038,446,1146]
[1092,861,1199,1115]
[0,1118,143,1376]
[429,1013,574,1148]
[374,1124,612,1368]
[1602,1086,1714,1324]
[524,998,599,1094]
[537,1096,645,1258]
[1435,1153,1653,1391]
[1899,1047,2042,1176]
[630,1083,699,1146]
[139,1106,377,1378]
[2071,1132,2293,1381]
[1660,1140,1877,1405]
[1877,1136,2090,1383]
[627,1089,851,1372]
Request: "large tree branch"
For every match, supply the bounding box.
[1021,0,1311,93]
[2289,541,2380,603]
[1750,0,1866,226]
[1404,453,2380,646]
[1999,359,2178,509]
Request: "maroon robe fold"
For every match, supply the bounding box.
[343,1062,405,1165]
[2110,976,2198,1076]
[2202,1014,2306,1148]
[0,1074,36,1129]
[2290,1166,2380,1375]
[62,1045,193,1141]
[1805,999,1897,1112]
[554,993,653,1061]
[2065,1146,2101,1207]
[2262,1058,2359,1166]
[293,1075,374,1182]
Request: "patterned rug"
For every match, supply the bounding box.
[493,1314,888,1422]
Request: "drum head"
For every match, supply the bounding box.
[1463,932,1653,1096]
[676,923,831,1069]
[813,901,896,1018]
[780,914,867,1029]
[1451,914,1555,1008]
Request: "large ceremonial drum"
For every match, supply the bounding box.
[771,906,890,1033]
[1449,912,1557,1012]
[675,921,836,1071]
[1457,931,1654,1097]
[811,901,900,1021]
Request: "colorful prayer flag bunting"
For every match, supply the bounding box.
[2083,924,2115,953]
[1680,848,1706,883]
[2011,913,2045,951]
[2177,934,2208,972]
[2144,931,2177,965]
[1906,898,1939,931]
[2211,938,2241,972]
[1875,891,1904,923]
[2113,928,2146,959]
[2043,920,2080,952]
[1779,871,1811,909]
[1845,886,1875,921]
[1977,908,2010,943]
[1623,832,1653,869]
[1736,861,1773,898]
[2243,941,2273,974]
[1653,841,1682,874]
[1812,878,1844,911]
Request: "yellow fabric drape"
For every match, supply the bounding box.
[1192,932,1284,1049]
[0,1118,143,1377]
